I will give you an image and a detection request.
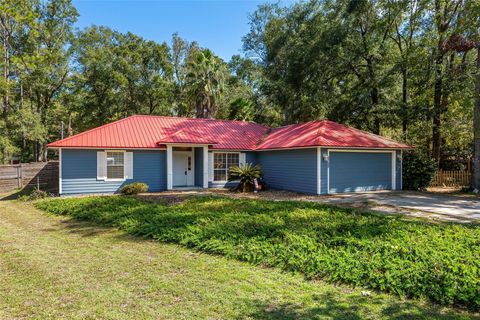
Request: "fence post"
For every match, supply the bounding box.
[16,166,20,188]
[19,164,23,188]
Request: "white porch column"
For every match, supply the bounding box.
[167,145,173,190]
[203,146,209,188]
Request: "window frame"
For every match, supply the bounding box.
[105,150,126,181]
[212,151,240,182]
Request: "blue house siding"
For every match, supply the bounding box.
[61,149,166,195]
[129,150,166,191]
[194,147,203,187]
[257,148,317,194]
[246,151,257,165]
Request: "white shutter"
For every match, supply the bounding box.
[125,152,133,179]
[97,151,106,180]
[208,152,213,182]
[239,153,246,166]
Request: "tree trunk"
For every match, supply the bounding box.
[473,46,480,190]
[371,86,380,135]
[432,50,444,164]
[401,67,408,141]
[2,13,10,115]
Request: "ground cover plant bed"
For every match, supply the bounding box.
[35,195,480,310]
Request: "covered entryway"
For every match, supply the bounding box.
[328,150,395,194]
[166,145,209,190]
[172,150,194,187]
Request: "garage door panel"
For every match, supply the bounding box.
[329,152,392,193]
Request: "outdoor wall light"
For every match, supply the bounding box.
[322,154,329,161]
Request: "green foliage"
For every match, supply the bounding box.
[19,188,50,201]
[402,151,437,190]
[185,49,228,118]
[228,163,262,192]
[36,195,480,309]
[118,182,148,195]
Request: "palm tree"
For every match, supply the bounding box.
[185,49,227,118]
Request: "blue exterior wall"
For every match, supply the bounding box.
[257,148,317,194]
[194,147,203,187]
[246,152,257,165]
[61,148,402,195]
[61,149,166,195]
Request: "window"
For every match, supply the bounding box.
[106,151,124,179]
[213,152,239,181]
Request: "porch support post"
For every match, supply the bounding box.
[203,146,209,188]
[167,145,173,190]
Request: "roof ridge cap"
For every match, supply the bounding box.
[131,114,267,127]
[338,122,411,146]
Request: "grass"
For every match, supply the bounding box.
[34,195,480,311]
[0,199,477,319]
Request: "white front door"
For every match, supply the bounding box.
[173,151,194,186]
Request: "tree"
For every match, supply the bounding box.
[474,44,480,190]
[185,49,227,118]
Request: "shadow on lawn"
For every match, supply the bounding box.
[244,293,472,320]
[43,216,474,320]
[35,195,480,314]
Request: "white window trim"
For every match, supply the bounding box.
[105,150,127,181]
[326,149,396,194]
[212,151,240,183]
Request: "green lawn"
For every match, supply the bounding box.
[0,197,478,319]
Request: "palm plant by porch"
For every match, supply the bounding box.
[228,163,262,192]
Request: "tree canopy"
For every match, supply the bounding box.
[1,0,479,174]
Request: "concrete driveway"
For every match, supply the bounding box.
[319,191,480,223]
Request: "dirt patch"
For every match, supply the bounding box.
[135,193,190,205]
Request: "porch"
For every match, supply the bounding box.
[166,145,209,190]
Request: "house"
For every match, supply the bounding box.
[47,115,411,195]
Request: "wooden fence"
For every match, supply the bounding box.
[0,161,59,193]
[429,170,471,188]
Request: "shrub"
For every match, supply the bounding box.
[228,163,262,192]
[402,150,437,190]
[119,182,149,195]
[18,189,50,201]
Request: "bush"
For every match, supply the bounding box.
[18,189,50,201]
[35,195,480,309]
[119,182,149,195]
[228,163,262,192]
[402,150,437,190]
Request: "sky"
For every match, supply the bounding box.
[72,0,281,61]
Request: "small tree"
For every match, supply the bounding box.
[402,150,437,191]
[228,163,262,192]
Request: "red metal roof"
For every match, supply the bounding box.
[48,115,268,150]
[256,120,411,150]
[156,129,219,145]
[48,116,411,150]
